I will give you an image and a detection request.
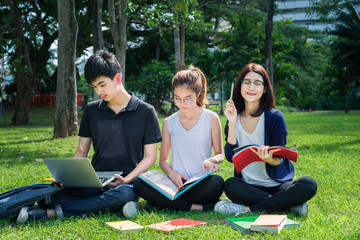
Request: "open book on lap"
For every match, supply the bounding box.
[138,169,215,200]
[232,145,298,173]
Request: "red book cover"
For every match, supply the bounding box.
[232,145,298,173]
[146,218,207,232]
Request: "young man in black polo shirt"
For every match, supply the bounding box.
[17,51,162,223]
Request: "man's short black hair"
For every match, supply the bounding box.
[84,50,122,84]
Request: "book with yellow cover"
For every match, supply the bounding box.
[105,220,144,232]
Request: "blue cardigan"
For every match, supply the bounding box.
[224,108,294,182]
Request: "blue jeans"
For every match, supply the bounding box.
[41,184,137,217]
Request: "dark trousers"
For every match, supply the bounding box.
[133,175,224,211]
[224,176,317,212]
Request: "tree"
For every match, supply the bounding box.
[8,0,35,125]
[108,0,128,84]
[91,0,104,101]
[128,59,173,113]
[265,0,274,88]
[330,4,360,112]
[331,4,360,81]
[92,0,104,52]
[2,1,59,125]
[54,0,79,138]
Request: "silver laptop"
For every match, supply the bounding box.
[43,158,123,187]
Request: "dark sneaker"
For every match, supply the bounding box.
[145,202,154,212]
[122,201,139,218]
[291,202,309,218]
[17,205,47,224]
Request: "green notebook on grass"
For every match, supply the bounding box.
[226,216,259,233]
[226,215,300,233]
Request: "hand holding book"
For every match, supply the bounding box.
[249,146,282,166]
[232,145,298,173]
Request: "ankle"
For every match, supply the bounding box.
[190,204,203,211]
[46,209,55,218]
[46,205,64,219]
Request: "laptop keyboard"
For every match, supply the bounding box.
[98,176,117,186]
[99,177,111,184]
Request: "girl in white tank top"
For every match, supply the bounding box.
[155,66,225,211]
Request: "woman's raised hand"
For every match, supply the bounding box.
[225,99,237,123]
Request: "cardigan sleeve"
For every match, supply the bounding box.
[224,122,238,163]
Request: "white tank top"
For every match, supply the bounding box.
[235,113,280,187]
[168,109,212,178]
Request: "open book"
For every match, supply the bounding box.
[232,145,298,173]
[138,169,215,200]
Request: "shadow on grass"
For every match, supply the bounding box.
[0,137,54,147]
[0,148,73,166]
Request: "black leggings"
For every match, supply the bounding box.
[133,175,224,211]
[224,176,317,212]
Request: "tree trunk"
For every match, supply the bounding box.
[108,0,128,85]
[8,0,35,125]
[92,0,104,100]
[180,20,185,70]
[173,1,181,73]
[344,77,349,113]
[219,77,223,115]
[54,0,79,138]
[156,37,160,60]
[265,0,274,90]
[174,25,181,72]
[172,26,180,113]
[92,0,104,52]
[12,67,34,125]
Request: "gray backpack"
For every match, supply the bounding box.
[0,183,61,219]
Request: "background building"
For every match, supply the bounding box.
[274,0,360,31]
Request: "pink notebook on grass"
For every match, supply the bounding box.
[146,218,207,232]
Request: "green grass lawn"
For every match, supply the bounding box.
[0,108,359,239]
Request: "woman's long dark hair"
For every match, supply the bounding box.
[232,63,275,117]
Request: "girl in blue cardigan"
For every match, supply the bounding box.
[214,63,317,217]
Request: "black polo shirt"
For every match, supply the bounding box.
[79,93,162,176]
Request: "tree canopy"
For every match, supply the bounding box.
[0,0,359,126]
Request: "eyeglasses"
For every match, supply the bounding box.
[174,97,194,105]
[241,79,265,88]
